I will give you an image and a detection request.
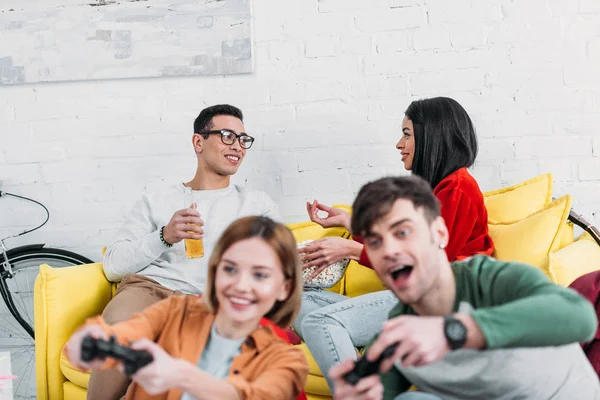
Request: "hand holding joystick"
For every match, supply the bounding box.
[80,335,153,375]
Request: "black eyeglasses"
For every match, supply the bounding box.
[198,129,255,149]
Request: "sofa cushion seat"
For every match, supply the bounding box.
[59,351,90,389]
[550,235,600,286]
[304,373,332,397]
[63,381,87,400]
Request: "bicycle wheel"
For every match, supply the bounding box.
[0,245,93,399]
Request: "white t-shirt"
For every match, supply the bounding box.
[103,183,281,294]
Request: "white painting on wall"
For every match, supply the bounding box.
[0,0,253,85]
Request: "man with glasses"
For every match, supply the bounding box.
[88,104,280,400]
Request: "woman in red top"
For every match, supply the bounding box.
[301,96,493,272]
[294,97,494,393]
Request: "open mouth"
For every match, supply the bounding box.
[225,155,240,163]
[390,265,413,283]
[230,297,252,304]
[226,295,257,312]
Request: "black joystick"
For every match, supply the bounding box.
[81,335,153,375]
[343,343,398,385]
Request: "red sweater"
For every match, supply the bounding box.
[355,168,494,266]
[568,271,600,378]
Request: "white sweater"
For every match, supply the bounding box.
[102,183,281,294]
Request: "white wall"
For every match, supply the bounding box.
[1,0,600,261]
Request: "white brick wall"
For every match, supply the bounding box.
[1,0,600,262]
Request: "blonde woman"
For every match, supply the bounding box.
[65,216,308,400]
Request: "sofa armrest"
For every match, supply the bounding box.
[35,262,113,400]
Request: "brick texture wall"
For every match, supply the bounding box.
[1,0,600,261]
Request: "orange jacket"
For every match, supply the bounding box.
[259,319,307,400]
[66,295,308,400]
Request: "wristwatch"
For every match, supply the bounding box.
[443,315,467,350]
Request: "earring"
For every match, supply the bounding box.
[439,243,446,249]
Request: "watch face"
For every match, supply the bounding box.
[445,317,467,349]
[447,321,466,340]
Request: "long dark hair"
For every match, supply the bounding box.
[405,97,478,188]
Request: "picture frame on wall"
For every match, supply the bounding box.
[0,0,253,85]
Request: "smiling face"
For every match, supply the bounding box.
[194,114,247,176]
[214,237,291,330]
[362,199,448,306]
[396,116,415,171]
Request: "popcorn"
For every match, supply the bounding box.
[298,240,350,288]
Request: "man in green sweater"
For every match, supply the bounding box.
[329,175,600,400]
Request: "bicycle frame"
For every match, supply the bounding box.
[1,239,15,278]
[0,240,36,337]
[568,209,600,247]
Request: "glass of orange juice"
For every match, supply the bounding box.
[184,189,204,258]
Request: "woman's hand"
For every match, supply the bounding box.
[128,339,188,395]
[64,325,108,371]
[300,237,363,279]
[307,200,351,231]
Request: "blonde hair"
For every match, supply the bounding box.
[204,216,302,328]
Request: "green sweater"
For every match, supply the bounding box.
[377,255,599,400]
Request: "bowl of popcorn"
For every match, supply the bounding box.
[297,239,350,289]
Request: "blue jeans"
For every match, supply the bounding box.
[293,289,398,391]
[394,393,442,400]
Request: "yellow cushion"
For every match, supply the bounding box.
[488,195,572,276]
[579,231,596,242]
[304,374,333,397]
[558,221,575,249]
[343,261,387,297]
[484,173,552,223]
[35,262,113,400]
[549,236,600,286]
[63,381,87,400]
[60,352,90,389]
[286,221,350,243]
[334,204,353,216]
[306,393,332,400]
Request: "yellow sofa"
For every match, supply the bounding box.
[34,215,386,400]
[35,261,115,400]
[35,174,600,400]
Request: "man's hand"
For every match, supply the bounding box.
[128,339,186,395]
[330,359,383,400]
[299,237,363,279]
[366,315,449,372]
[64,325,108,371]
[162,203,204,245]
[307,200,351,231]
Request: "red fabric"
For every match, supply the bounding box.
[568,271,600,378]
[260,319,308,400]
[433,168,494,262]
[356,235,371,267]
[354,168,494,267]
[286,328,302,345]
